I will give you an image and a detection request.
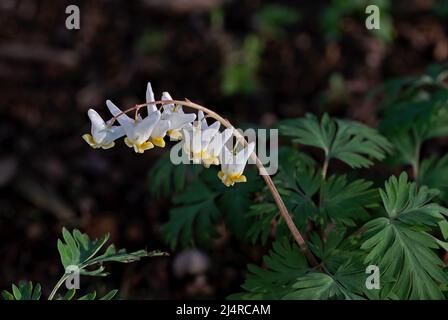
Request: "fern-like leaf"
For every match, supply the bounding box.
[2,281,41,300]
[361,172,448,299]
[229,238,308,299]
[57,228,165,277]
[280,113,392,169]
[162,182,220,248]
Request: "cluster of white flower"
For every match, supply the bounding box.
[83,82,255,187]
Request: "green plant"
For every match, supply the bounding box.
[2,228,166,300]
[8,65,448,300]
[154,66,448,300]
[321,0,394,42]
[219,4,299,96]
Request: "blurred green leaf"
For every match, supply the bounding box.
[2,281,41,300]
[257,4,300,37]
[420,154,448,202]
[162,182,220,248]
[149,153,202,198]
[221,35,263,96]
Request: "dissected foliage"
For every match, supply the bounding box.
[153,66,448,300]
[2,229,165,300]
[5,67,448,300]
[2,281,41,300]
[280,113,393,169]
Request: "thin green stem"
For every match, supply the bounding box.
[319,155,330,209]
[48,274,69,300]
[412,140,421,185]
[321,155,330,180]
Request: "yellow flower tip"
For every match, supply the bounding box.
[203,156,219,168]
[124,137,133,148]
[151,137,166,148]
[233,174,247,183]
[101,141,115,150]
[82,134,100,149]
[125,137,154,153]
[218,171,247,187]
[83,134,114,150]
[134,141,154,153]
[192,151,209,163]
[167,130,183,141]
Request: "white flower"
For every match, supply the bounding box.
[146,82,156,115]
[181,116,221,164]
[161,91,196,140]
[82,109,125,149]
[146,82,170,147]
[161,91,178,114]
[218,142,255,187]
[106,100,160,153]
[202,128,233,167]
[197,110,210,129]
[150,118,170,148]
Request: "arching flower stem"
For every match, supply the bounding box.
[109,99,319,267]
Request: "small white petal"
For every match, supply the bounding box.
[208,128,233,157]
[146,82,155,103]
[133,110,161,143]
[236,141,255,164]
[106,126,125,142]
[86,108,125,146]
[87,109,107,142]
[201,122,220,143]
[106,100,133,125]
[162,92,176,113]
[146,82,156,114]
[151,119,170,137]
[168,113,196,130]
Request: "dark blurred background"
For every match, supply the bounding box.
[0,0,447,299]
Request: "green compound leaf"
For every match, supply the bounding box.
[280,113,392,169]
[57,228,165,277]
[59,289,118,300]
[232,237,372,300]
[419,154,448,202]
[218,169,262,240]
[148,152,202,198]
[229,238,309,299]
[284,260,367,300]
[77,290,118,300]
[320,175,380,226]
[276,161,320,227]
[2,281,42,300]
[162,181,220,249]
[361,172,448,299]
[276,161,379,227]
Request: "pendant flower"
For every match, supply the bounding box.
[146,83,171,148]
[82,109,125,149]
[106,100,161,153]
[83,81,255,187]
[160,92,196,140]
[181,114,221,164]
[218,142,255,187]
[202,128,234,167]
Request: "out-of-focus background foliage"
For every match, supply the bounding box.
[1,0,448,299]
